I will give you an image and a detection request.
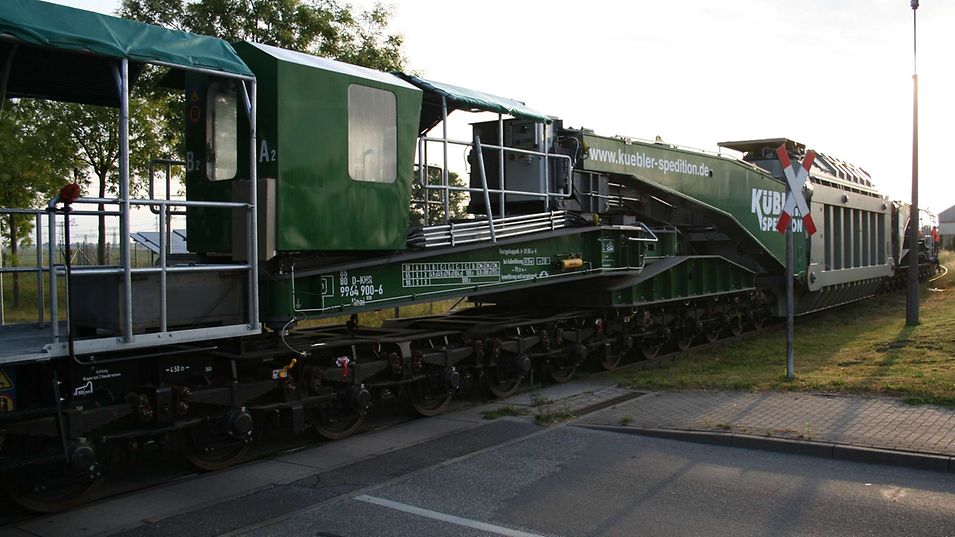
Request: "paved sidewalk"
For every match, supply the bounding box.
[578,391,955,457]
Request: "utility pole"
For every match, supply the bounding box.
[786,217,794,380]
[775,146,817,381]
[906,0,920,326]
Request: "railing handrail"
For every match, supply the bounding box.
[413,116,576,245]
[0,207,45,327]
[416,135,574,201]
[71,197,250,209]
[0,185,260,360]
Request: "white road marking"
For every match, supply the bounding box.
[353,494,550,537]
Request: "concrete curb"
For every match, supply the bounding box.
[576,424,955,474]
[567,391,645,418]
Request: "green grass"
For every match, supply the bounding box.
[614,252,955,408]
[1,244,155,324]
[530,391,576,426]
[0,272,65,323]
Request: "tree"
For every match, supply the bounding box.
[410,167,470,227]
[31,95,172,265]
[121,0,406,71]
[0,99,79,305]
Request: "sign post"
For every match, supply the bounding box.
[775,145,817,381]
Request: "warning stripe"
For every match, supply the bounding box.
[799,151,817,235]
[775,211,792,234]
[0,369,12,390]
[775,145,818,236]
[775,146,792,171]
[774,145,795,232]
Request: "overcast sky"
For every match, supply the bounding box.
[47,0,955,218]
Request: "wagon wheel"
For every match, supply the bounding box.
[727,310,745,336]
[3,441,113,513]
[750,307,769,330]
[483,362,524,399]
[703,317,722,343]
[546,358,576,384]
[483,351,529,399]
[599,340,625,370]
[673,315,696,351]
[5,468,103,513]
[484,370,523,399]
[408,379,453,417]
[313,407,366,440]
[180,415,253,471]
[638,337,663,360]
[600,352,622,370]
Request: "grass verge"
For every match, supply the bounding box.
[614,252,955,408]
[530,391,575,426]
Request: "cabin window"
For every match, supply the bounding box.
[347,84,397,183]
[206,80,238,181]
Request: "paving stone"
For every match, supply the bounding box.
[579,391,955,457]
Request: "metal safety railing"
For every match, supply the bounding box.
[148,159,187,217]
[0,207,48,327]
[0,35,261,365]
[411,99,575,246]
[0,192,260,364]
[48,196,257,345]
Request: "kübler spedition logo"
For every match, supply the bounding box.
[751,188,803,232]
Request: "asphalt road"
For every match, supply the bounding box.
[107,421,955,537]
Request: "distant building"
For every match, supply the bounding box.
[939,204,955,250]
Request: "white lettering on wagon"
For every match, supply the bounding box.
[338,270,384,306]
[751,188,803,233]
[401,262,501,287]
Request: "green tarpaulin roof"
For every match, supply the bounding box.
[398,74,550,133]
[0,0,252,106]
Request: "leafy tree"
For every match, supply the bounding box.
[31,95,173,265]
[120,0,406,71]
[0,99,79,305]
[410,167,470,227]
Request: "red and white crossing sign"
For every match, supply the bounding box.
[774,145,817,236]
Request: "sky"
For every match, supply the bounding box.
[44,0,955,221]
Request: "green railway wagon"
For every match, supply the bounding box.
[186,42,423,255]
[578,134,807,273]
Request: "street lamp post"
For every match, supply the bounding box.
[906,0,920,326]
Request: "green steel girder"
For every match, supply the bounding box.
[483,255,755,309]
[262,226,653,325]
[578,133,809,274]
[613,256,755,306]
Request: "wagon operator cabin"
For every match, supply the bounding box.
[186,42,423,256]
